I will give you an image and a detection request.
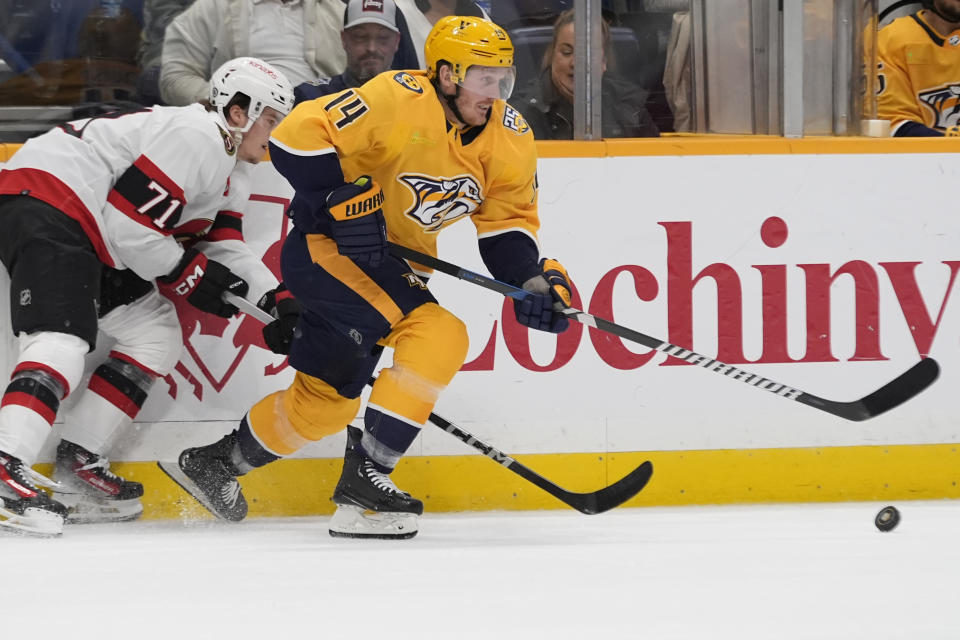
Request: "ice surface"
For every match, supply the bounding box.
[5,501,959,639]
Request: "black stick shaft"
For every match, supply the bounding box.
[365,376,652,514]
[388,242,938,422]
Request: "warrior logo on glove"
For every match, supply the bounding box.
[327,177,384,219]
[325,175,389,266]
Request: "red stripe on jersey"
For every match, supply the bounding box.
[104,188,156,229]
[171,217,213,237]
[203,227,243,242]
[0,167,115,267]
[107,153,191,236]
[108,351,161,378]
[204,210,244,242]
[13,361,71,397]
[88,374,140,418]
[1,391,57,424]
[133,155,186,200]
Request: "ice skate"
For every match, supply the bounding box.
[0,450,68,537]
[329,426,422,539]
[53,440,143,524]
[157,431,248,522]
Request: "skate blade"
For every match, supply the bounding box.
[328,504,418,540]
[54,494,143,525]
[157,460,242,522]
[0,504,64,538]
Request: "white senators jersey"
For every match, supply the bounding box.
[0,104,241,280]
[877,11,960,133]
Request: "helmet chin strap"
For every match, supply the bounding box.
[432,76,469,128]
[928,1,960,24]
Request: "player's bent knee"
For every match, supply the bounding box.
[247,373,360,455]
[285,373,360,441]
[16,331,89,397]
[391,303,469,384]
[110,299,183,375]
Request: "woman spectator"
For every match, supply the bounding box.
[512,9,659,139]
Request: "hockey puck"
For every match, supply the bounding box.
[874,505,900,532]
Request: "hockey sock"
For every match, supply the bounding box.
[360,405,420,473]
[61,355,157,454]
[0,368,68,463]
[235,416,280,471]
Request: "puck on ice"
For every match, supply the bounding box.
[874,505,900,532]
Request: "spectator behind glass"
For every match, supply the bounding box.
[394,0,489,68]
[137,0,196,105]
[877,0,960,136]
[294,0,414,103]
[512,9,659,139]
[0,0,141,106]
[160,0,345,106]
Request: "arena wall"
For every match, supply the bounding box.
[2,136,959,519]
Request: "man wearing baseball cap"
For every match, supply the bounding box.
[294,0,417,102]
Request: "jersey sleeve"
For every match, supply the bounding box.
[877,24,931,133]
[104,116,235,280]
[268,79,401,230]
[193,166,279,302]
[474,105,542,286]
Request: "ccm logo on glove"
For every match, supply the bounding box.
[157,248,248,317]
[173,263,205,295]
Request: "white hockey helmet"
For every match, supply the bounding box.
[209,57,294,134]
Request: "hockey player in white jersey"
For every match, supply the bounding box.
[0,57,296,536]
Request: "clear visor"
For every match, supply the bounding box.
[458,65,517,100]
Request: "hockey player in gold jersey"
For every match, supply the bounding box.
[162,16,573,537]
[877,0,960,136]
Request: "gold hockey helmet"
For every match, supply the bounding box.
[425,16,516,99]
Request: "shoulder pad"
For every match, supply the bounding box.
[392,72,424,94]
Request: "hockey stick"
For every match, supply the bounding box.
[365,377,653,514]
[223,293,654,514]
[388,242,940,422]
[224,292,274,324]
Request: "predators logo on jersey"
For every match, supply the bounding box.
[398,173,483,232]
[917,83,960,128]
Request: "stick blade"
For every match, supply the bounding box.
[575,461,654,515]
[856,357,940,419]
[800,357,940,421]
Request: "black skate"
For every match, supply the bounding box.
[329,426,422,539]
[157,432,248,522]
[54,440,144,524]
[0,450,68,537]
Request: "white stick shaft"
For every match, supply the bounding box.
[223,292,274,324]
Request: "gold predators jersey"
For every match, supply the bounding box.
[271,70,540,276]
[877,11,960,133]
